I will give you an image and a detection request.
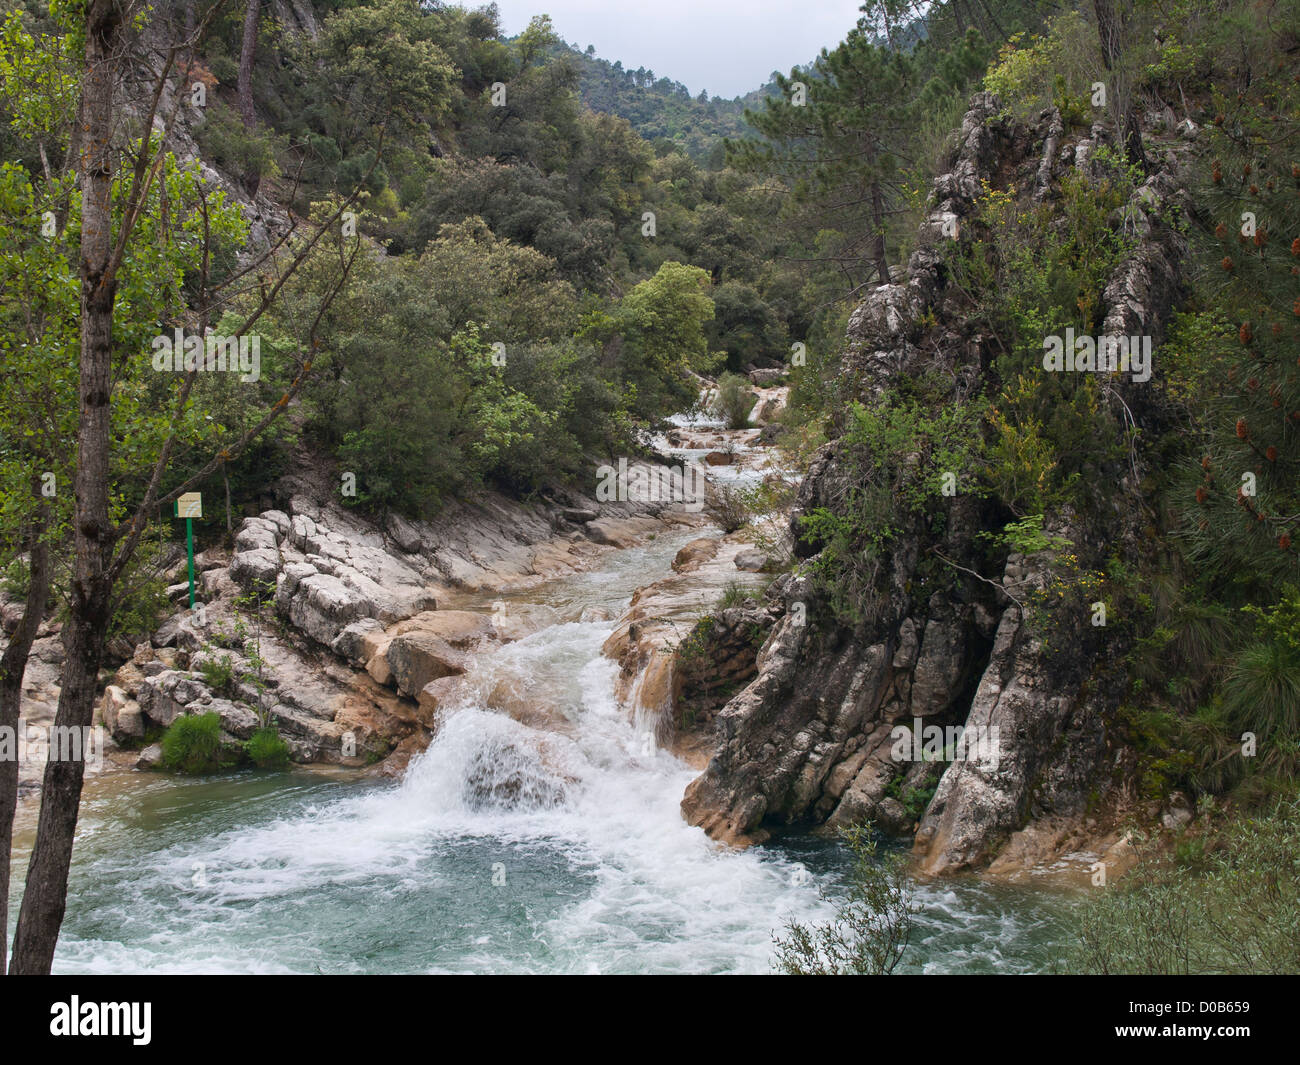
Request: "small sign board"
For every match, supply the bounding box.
[175,492,202,519]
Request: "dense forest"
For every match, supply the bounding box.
[560,37,772,165]
[0,0,1298,981]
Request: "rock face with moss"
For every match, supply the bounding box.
[682,93,1190,871]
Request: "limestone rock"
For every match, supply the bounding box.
[136,743,164,770]
[385,632,468,698]
[681,92,1187,876]
[733,549,770,573]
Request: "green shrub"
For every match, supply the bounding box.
[712,372,756,429]
[708,483,750,534]
[198,654,235,692]
[194,99,281,187]
[981,11,1102,122]
[245,726,291,770]
[718,581,758,610]
[161,712,225,775]
[1073,797,1300,974]
[771,824,917,975]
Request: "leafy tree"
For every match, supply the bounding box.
[1,0,367,973]
[606,261,719,419]
[707,280,787,369]
[415,216,578,342]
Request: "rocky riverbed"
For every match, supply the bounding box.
[4,371,1151,890]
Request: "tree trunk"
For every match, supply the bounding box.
[1093,0,1149,170]
[0,501,51,974]
[8,0,123,976]
[238,0,259,127]
[870,177,890,285]
[1094,0,1121,68]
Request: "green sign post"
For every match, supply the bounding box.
[175,492,202,608]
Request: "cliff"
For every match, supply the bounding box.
[681,92,1193,874]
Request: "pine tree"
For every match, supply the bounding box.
[1181,56,1300,587]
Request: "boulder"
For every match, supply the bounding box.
[873,796,913,836]
[389,610,494,647]
[136,743,164,770]
[280,570,370,648]
[151,611,188,648]
[909,614,974,718]
[101,684,144,740]
[230,546,280,588]
[331,617,386,668]
[386,512,424,554]
[385,632,468,697]
[417,676,463,723]
[672,537,719,573]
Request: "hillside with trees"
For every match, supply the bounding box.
[0,0,1297,985]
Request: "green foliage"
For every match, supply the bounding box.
[799,393,986,623]
[982,11,1102,123]
[613,261,719,417]
[948,156,1141,518]
[415,217,579,342]
[161,712,226,775]
[245,726,290,770]
[712,372,756,430]
[771,824,917,975]
[104,540,173,644]
[1073,796,1300,974]
[982,514,1072,556]
[706,280,788,370]
[194,98,282,190]
[1172,22,1300,589]
[199,654,235,693]
[561,38,758,163]
[1221,589,1300,754]
[718,581,759,610]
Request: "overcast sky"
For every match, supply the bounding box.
[489,1,870,98]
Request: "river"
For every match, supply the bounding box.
[8,407,1083,974]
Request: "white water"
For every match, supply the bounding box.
[43,536,851,974]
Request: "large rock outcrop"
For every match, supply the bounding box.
[681,94,1189,871]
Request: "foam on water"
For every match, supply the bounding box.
[44,616,842,974]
